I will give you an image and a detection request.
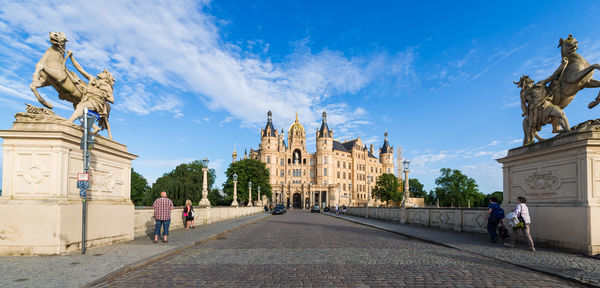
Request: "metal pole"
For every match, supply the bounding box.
[82,107,88,254]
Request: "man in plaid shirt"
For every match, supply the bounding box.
[153,191,174,243]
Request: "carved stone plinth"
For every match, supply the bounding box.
[0,115,137,255]
[497,123,600,255]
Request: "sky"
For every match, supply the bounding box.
[1,0,600,194]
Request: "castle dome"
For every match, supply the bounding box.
[289,112,305,135]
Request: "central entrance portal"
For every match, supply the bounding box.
[293,193,302,208]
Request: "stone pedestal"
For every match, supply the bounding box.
[497,123,600,255]
[0,115,137,255]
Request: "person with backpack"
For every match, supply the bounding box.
[486,196,504,243]
[505,196,535,251]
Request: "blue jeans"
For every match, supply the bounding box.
[154,219,171,236]
[487,217,500,241]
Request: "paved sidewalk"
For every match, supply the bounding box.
[0,212,270,288]
[325,212,600,287]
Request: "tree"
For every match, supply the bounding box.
[222,159,271,205]
[130,168,150,206]
[372,173,401,203]
[483,191,503,206]
[431,168,482,207]
[147,160,216,206]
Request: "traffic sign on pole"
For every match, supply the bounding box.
[78,173,89,181]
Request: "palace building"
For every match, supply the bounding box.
[235,111,397,209]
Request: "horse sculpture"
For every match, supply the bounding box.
[29,32,114,139]
[546,34,600,131]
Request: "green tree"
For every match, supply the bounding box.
[431,168,482,207]
[130,168,150,206]
[147,160,216,206]
[208,188,229,206]
[372,173,401,203]
[483,191,503,206]
[222,159,271,205]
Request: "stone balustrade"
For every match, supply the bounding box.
[346,207,489,233]
[134,206,263,237]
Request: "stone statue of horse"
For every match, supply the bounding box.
[548,34,600,111]
[29,32,85,109]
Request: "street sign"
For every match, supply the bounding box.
[77,180,90,189]
[79,188,87,198]
[78,173,89,181]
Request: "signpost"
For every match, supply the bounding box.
[79,107,98,254]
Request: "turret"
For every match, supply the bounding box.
[232,146,237,163]
[379,131,394,174]
[316,110,333,151]
[260,111,278,151]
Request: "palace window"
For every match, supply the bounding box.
[388,168,391,173]
[324,180,327,185]
[324,156,328,164]
[267,156,271,163]
[337,161,340,168]
[280,158,284,166]
[343,162,346,169]
[280,170,284,177]
[343,172,346,179]
[343,183,346,191]
[337,171,340,179]
[310,169,314,177]
[324,168,328,176]
[304,169,306,176]
[310,158,314,166]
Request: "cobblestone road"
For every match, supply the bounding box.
[97,210,584,287]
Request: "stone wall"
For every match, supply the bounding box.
[346,207,488,233]
[134,206,264,237]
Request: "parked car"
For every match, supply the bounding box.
[272,205,285,215]
[323,206,330,212]
[273,204,286,215]
[310,204,320,213]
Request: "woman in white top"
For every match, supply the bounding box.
[505,196,535,251]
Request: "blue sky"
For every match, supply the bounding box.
[1,1,600,194]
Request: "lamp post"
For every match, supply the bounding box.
[248,181,253,207]
[257,186,261,206]
[402,159,410,207]
[231,173,238,207]
[366,175,372,218]
[199,158,211,207]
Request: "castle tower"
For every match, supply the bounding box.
[380,131,394,174]
[316,110,333,151]
[288,113,306,153]
[232,146,237,163]
[260,111,278,180]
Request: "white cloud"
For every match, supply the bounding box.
[0,1,414,129]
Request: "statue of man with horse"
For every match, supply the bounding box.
[29,32,114,139]
[517,34,600,145]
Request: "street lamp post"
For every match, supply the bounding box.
[366,175,372,218]
[402,159,411,207]
[199,158,211,207]
[231,173,239,207]
[257,186,261,207]
[248,181,253,207]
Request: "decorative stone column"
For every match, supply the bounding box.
[231,176,238,207]
[247,181,253,207]
[198,164,211,207]
[257,186,261,206]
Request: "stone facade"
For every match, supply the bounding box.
[0,118,136,255]
[497,124,600,255]
[240,111,395,208]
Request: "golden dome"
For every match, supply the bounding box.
[289,112,305,135]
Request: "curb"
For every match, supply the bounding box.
[324,212,597,288]
[82,213,270,288]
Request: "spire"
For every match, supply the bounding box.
[262,110,276,137]
[232,145,238,163]
[318,109,331,138]
[381,130,390,154]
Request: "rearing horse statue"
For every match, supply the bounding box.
[29,32,86,109]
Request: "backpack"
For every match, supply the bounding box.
[491,204,504,219]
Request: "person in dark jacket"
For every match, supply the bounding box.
[487,196,504,243]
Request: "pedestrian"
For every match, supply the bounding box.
[486,196,504,243]
[335,204,339,215]
[505,196,535,251]
[153,191,174,243]
[184,199,194,230]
